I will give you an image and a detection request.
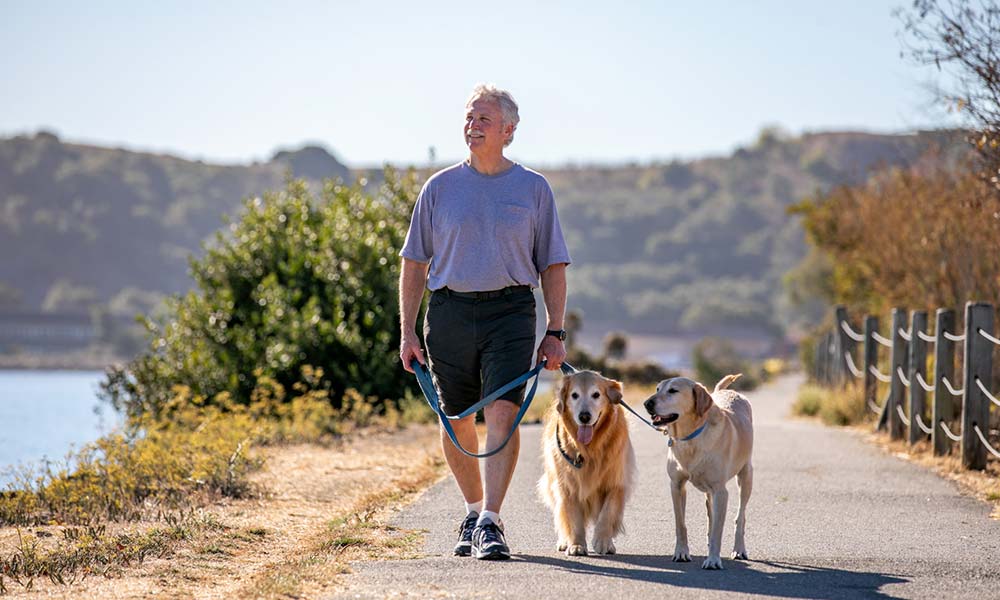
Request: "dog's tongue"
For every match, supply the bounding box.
[576,424,594,446]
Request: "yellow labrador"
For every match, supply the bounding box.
[643,374,752,569]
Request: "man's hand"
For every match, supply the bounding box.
[400,333,425,373]
[537,335,566,371]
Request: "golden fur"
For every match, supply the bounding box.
[537,370,636,556]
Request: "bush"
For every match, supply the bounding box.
[793,382,868,426]
[102,169,422,419]
[691,337,761,391]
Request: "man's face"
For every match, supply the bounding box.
[464,98,511,155]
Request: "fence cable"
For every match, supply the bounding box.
[843,352,864,378]
[840,320,865,342]
[895,404,911,426]
[979,328,1000,346]
[914,371,935,392]
[898,328,912,342]
[896,367,911,388]
[917,330,937,343]
[943,331,965,342]
[974,377,1000,408]
[972,424,1000,460]
[939,421,962,442]
[869,365,892,383]
[941,375,964,396]
[871,331,893,347]
[914,413,934,435]
[868,397,884,414]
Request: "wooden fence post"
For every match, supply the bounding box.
[932,308,956,457]
[864,315,879,417]
[887,308,909,441]
[961,302,994,470]
[835,305,851,387]
[907,310,928,445]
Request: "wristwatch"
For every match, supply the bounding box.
[545,329,567,341]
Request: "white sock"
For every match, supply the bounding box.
[477,510,501,527]
[465,500,483,515]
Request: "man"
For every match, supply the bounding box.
[398,83,571,560]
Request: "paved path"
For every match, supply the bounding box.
[335,374,1000,599]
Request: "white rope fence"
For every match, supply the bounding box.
[979,328,1000,346]
[895,404,911,427]
[869,365,892,383]
[896,366,911,388]
[898,328,912,342]
[843,352,864,378]
[840,320,865,342]
[939,421,962,442]
[914,413,934,435]
[972,425,1000,460]
[943,331,965,342]
[871,331,893,347]
[973,377,1000,408]
[914,371,935,392]
[941,375,964,396]
[917,330,936,343]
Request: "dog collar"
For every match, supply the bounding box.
[667,420,708,447]
[556,423,584,469]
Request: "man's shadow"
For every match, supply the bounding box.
[516,553,906,599]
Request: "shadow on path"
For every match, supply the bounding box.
[515,553,907,599]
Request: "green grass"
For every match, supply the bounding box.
[793,382,868,426]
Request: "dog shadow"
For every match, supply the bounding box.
[516,553,906,599]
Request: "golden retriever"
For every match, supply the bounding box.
[643,374,752,569]
[538,370,636,556]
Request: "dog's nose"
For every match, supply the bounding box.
[578,411,591,424]
[643,397,655,414]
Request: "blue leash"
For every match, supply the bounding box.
[411,357,575,459]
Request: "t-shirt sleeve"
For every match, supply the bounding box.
[533,179,572,272]
[400,181,433,263]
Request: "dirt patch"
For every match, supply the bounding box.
[0,424,445,598]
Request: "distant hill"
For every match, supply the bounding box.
[0,128,968,357]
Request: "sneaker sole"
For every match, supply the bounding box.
[454,544,472,557]
[474,549,511,560]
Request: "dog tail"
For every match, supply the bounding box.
[714,373,742,392]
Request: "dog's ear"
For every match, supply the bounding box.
[557,377,569,413]
[604,379,623,404]
[693,383,714,417]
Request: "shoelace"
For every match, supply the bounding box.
[476,523,504,546]
[459,513,478,536]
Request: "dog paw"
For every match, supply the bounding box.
[556,540,567,552]
[566,544,588,556]
[732,550,748,560]
[672,548,691,562]
[592,539,615,555]
[701,555,724,570]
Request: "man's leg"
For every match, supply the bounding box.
[440,414,483,504]
[482,399,520,513]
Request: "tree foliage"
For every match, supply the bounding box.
[102,169,422,418]
[788,162,1000,317]
[898,0,1000,189]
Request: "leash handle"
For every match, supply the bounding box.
[411,357,546,459]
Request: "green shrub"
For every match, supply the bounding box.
[102,169,422,420]
[793,382,867,426]
[692,337,761,391]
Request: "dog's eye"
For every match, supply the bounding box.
[591,392,600,399]
[668,388,678,394]
[571,392,579,399]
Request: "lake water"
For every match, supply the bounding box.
[0,370,122,486]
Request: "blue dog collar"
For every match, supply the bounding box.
[667,421,708,447]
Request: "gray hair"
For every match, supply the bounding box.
[466,83,519,147]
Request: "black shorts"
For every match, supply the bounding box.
[423,286,537,416]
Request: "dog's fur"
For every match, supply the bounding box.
[538,370,636,556]
[643,374,752,569]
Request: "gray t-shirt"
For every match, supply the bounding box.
[400,162,571,292]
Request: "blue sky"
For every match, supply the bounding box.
[0,0,959,167]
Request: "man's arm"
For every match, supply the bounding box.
[399,258,430,373]
[536,262,568,370]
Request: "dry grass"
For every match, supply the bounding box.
[0,425,445,598]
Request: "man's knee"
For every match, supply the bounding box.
[484,399,520,429]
